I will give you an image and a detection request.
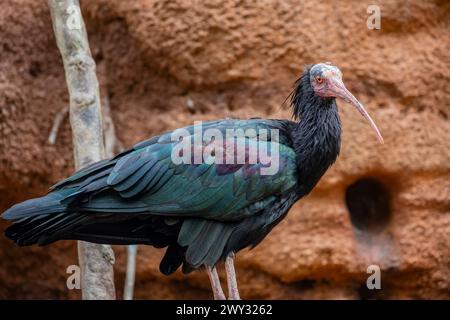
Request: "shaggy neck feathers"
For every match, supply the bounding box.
[290,67,341,195]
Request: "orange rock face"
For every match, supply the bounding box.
[0,0,449,299]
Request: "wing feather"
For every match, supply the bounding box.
[53,119,297,222]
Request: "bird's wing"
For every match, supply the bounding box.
[54,119,298,221]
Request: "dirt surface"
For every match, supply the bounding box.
[0,0,449,299]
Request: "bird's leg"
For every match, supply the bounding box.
[205,265,226,300]
[225,253,241,300]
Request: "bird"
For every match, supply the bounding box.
[1,63,383,300]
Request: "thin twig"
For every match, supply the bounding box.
[48,106,69,145]
[102,94,123,156]
[123,245,138,300]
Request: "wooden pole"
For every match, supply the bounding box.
[48,0,116,300]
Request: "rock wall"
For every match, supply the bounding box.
[0,0,449,299]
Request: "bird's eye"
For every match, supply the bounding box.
[315,76,323,84]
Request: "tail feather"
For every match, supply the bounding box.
[4,211,87,246]
[2,191,84,246]
[2,192,68,220]
[2,192,183,248]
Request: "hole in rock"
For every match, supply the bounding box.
[295,279,316,290]
[345,178,391,233]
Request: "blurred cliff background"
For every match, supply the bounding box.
[0,0,449,299]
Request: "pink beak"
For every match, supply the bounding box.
[328,77,384,144]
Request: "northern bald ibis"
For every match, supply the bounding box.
[2,63,383,299]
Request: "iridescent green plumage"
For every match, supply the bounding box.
[3,119,300,271]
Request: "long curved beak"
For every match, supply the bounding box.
[329,78,384,144]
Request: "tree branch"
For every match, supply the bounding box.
[102,94,124,156]
[48,105,69,145]
[48,0,116,300]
